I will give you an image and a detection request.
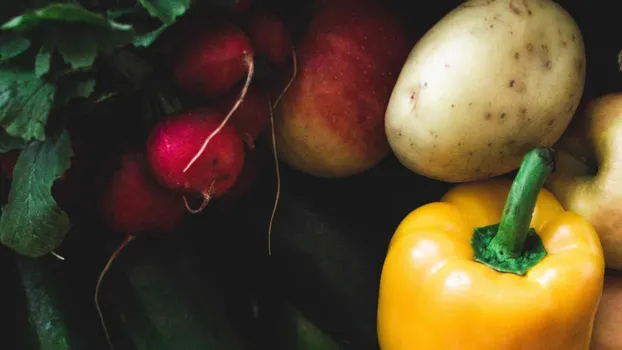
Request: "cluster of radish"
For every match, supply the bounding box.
[96,5,294,349]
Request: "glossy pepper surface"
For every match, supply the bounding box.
[377,148,605,350]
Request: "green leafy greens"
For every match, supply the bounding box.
[0,129,73,257]
[0,1,196,256]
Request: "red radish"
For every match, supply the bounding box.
[173,22,254,98]
[95,150,186,350]
[219,150,258,202]
[172,22,255,173]
[233,0,252,12]
[146,108,246,213]
[216,86,271,148]
[243,10,293,65]
[99,151,186,234]
[0,151,17,182]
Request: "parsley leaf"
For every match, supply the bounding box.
[1,3,135,70]
[0,66,56,141]
[0,128,73,258]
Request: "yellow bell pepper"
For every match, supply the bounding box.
[377,147,605,350]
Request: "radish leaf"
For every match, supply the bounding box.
[0,34,30,60]
[1,3,135,70]
[57,78,97,104]
[0,66,56,141]
[138,0,192,25]
[133,0,192,47]
[0,127,27,153]
[0,128,72,257]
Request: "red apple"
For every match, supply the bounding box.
[273,2,410,178]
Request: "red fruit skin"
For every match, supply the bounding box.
[220,150,257,202]
[274,3,410,178]
[233,0,252,12]
[244,10,292,64]
[173,22,253,98]
[100,151,186,234]
[147,108,246,198]
[216,86,270,148]
[313,0,371,9]
[0,151,18,182]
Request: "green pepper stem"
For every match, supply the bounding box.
[487,147,556,259]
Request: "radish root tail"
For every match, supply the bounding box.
[183,55,255,173]
[267,97,281,256]
[183,193,210,214]
[95,234,137,350]
[51,251,65,260]
[272,47,297,109]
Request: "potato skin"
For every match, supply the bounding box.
[385,0,585,183]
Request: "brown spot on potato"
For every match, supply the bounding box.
[428,130,439,139]
[500,112,507,119]
[468,102,473,106]
[489,24,494,28]
[519,106,527,116]
[541,44,549,53]
[398,132,403,137]
[509,0,522,15]
[571,34,576,41]
[548,119,555,126]
[514,52,520,59]
[485,113,492,120]
[509,80,515,87]
[451,104,455,108]
[457,142,463,147]
[544,60,552,70]
[561,40,567,47]
[487,142,493,147]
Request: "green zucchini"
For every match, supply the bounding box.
[260,298,342,350]
[14,254,103,350]
[236,149,451,350]
[105,231,249,350]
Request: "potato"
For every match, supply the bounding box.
[385,0,585,182]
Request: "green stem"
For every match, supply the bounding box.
[488,147,555,258]
[471,147,556,275]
